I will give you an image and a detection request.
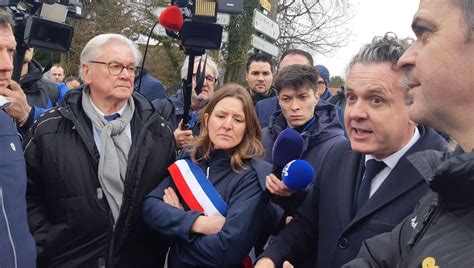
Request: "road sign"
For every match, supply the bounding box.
[253,9,280,40]
[251,34,279,57]
[217,13,230,26]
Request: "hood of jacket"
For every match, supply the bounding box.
[20,60,51,93]
[267,100,344,152]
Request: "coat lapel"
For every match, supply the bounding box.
[337,150,365,229]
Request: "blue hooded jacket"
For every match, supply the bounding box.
[0,110,36,268]
[262,101,346,173]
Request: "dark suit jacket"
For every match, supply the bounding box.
[259,125,446,268]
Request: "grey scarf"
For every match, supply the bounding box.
[82,88,135,222]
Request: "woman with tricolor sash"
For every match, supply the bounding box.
[143,84,276,267]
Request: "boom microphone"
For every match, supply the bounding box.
[282,160,315,190]
[159,5,184,32]
[271,128,304,179]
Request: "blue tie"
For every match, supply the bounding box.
[355,159,386,212]
[104,113,120,121]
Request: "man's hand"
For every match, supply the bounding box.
[191,215,226,235]
[174,119,194,148]
[0,81,31,123]
[266,173,297,197]
[163,187,183,210]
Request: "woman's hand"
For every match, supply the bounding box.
[265,173,297,197]
[191,215,226,235]
[163,187,184,210]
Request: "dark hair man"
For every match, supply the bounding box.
[255,49,314,128]
[344,0,474,267]
[262,64,345,174]
[245,53,276,104]
[0,9,36,268]
[24,33,176,267]
[50,64,65,83]
[256,33,446,268]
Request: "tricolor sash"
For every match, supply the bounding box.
[168,159,228,217]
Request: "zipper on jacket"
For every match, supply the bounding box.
[409,196,441,248]
[0,186,18,268]
[106,212,116,268]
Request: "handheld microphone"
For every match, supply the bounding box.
[159,5,184,32]
[282,160,315,190]
[271,128,304,179]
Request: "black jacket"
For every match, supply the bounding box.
[24,87,176,267]
[343,147,474,268]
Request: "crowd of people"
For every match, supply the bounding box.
[0,0,473,267]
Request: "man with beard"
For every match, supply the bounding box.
[245,53,276,105]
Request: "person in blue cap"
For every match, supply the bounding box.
[314,64,333,101]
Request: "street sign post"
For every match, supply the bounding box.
[251,34,279,56]
[252,9,280,40]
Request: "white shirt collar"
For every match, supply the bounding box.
[365,127,421,170]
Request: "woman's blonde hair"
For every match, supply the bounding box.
[189,83,263,172]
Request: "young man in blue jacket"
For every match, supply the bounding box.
[0,9,36,268]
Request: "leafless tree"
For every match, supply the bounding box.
[276,0,354,55]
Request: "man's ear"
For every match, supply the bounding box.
[81,64,92,84]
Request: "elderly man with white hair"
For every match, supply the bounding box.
[24,33,176,267]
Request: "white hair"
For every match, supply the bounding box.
[80,33,142,79]
[180,55,219,80]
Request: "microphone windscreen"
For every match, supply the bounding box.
[159,5,184,31]
[282,160,315,190]
[272,128,304,167]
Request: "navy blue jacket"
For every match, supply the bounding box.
[143,150,274,267]
[134,69,166,102]
[262,101,345,174]
[0,110,36,268]
[256,97,344,129]
[259,125,446,268]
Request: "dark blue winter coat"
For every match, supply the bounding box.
[143,150,276,268]
[134,69,166,102]
[262,101,346,173]
[0,110,36,268]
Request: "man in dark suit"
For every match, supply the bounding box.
[255,33,447,268]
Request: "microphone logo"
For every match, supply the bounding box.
[282,160,296,178]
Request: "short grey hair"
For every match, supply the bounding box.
[80,33,142,79]
[454,0,474,41]
[180,55,219,80]
[346,32,411,76]
[0,9,14,29]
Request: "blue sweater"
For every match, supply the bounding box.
[0,110,36,268]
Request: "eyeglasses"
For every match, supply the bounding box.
[89,61,140,77]
[192,73,218,84]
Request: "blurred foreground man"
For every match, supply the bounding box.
[0,9,36,268]
[25,33,176,267]
[344,0,474,267]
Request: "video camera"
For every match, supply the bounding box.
[1,0,83,81]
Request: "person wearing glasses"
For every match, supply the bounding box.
[153,55,219,149]
[24,33,176,267]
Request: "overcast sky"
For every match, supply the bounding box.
[314,0,419,78]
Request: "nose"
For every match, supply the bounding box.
[346,100,368,121]
[397,41,418,70]
[118,67,133,79]
[0,50,13,73]
[222,117,233,130]
[290,99,300,111]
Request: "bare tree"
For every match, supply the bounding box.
[276,0,354,55]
